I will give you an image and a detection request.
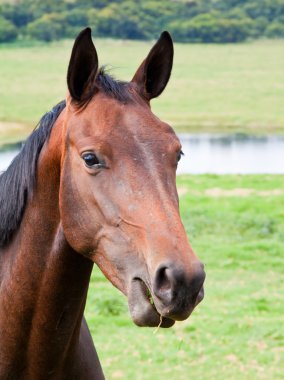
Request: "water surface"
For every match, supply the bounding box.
[0,135,283,174]
[177,134,284,174]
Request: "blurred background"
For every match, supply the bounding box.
[0,1,283,379]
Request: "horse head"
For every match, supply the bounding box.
[59,28,205,328]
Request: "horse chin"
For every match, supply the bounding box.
[128,279,175,328]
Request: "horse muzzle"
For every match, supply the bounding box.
[128,261,205,327]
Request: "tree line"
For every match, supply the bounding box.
[0,0,284,43]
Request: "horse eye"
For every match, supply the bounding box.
[177,150,184,163]
[82,153,100,167]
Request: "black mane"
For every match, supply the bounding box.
[0,100,66,248]
[0,70,131,248]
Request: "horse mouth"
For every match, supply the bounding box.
[128,279,175,328]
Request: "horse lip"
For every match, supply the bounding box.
[128,278,175,328]
[158,286,205,321]
[128,277,205,324]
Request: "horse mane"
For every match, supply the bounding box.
[0,70,130,248]
[0,100,66,248]
[96,67,132,103]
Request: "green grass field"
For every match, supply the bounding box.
[0,38,284,144]
[85,174,284,380]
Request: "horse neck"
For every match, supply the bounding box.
[0,116,94,376]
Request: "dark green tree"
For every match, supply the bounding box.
[26,13,65,42]
[0,16,18,42]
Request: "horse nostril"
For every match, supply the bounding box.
[153,262,206,314]
[153,266,172,303]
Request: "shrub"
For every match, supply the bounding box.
[265,21,284,38]
[25,13,65,42]
[89,4,147,39]
[1,3,34,28]
[0,16,18,43]
[170,13,253,43]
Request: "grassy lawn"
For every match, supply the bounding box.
[0,39,284,144]
[85,174,284,380]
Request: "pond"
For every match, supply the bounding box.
[0,143,22,173]
[0,134,283,174]
[177,134,284,174]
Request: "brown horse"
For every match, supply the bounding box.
[0,28,205,379]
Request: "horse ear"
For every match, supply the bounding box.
[67,27,98,102]
[131,31,173,100]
